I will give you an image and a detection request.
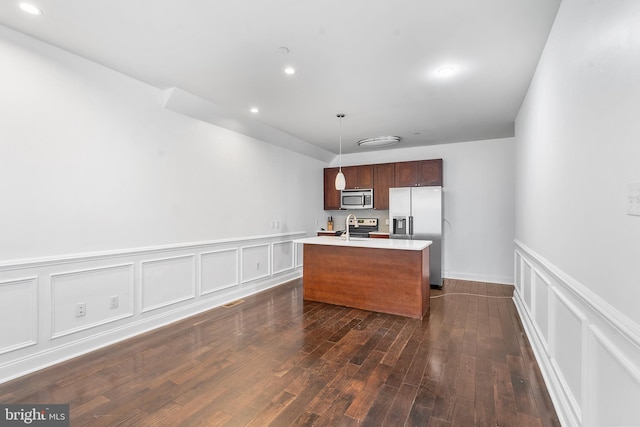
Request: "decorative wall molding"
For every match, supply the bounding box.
[0,232,305,385]
[50,263,135,339]
[514,240,640,427]
[140,254,196,313]
[295,242,304,268]
[271,240,294,275]
[586,325,640,425]
[0,277,38,355]
[241,243,271,284]
[549,286,587,424]
[200,248,239,296]
[515,240,640,348]
[532,269,550,353]
[0,233,301,271]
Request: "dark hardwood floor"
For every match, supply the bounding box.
[0,278,560,426]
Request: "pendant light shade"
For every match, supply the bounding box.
[335,171,346,190]
[335,113,346,190]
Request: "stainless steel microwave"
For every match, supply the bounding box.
[341,189,374,209]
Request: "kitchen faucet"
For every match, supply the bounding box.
[344,214,358,241]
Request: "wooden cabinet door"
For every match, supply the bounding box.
[341,166,358,189]
[416,159,443,186]
[394,161,419,187]
[324,165,374,210]
[394,159,443,187]
[326,160,440,210]
[323,168,341,210]
[373,163,394,210]
[355,165,374,188]
[342,165,373,189]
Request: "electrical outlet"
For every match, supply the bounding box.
[110,295,119,309]
[256,262,260,270]
[75,302,86,317]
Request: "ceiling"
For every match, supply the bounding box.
[0,0,561,156]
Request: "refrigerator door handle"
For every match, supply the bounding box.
[408,216,414,236]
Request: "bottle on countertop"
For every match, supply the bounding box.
[327,216,333,231]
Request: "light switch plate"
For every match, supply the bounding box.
[627,183,640,216]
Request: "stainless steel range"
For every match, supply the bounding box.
[347,218,378,238]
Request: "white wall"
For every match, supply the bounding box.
[0,25,326,261]
[514,1,640,425]
[0,25,322,383]
[334,138,516,284]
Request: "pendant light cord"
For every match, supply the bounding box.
[337,113,344,171]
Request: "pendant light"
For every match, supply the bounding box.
[334,113,346,190]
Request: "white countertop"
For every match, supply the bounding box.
[296,236,432,251]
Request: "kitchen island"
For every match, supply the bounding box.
[295,236,432,319]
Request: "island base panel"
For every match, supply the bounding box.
[303,244,429,319]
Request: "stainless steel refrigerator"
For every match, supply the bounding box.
[389,186,443,288]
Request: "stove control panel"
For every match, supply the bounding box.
[347,218,378,227]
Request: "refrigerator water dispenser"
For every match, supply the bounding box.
[392,216,407,235]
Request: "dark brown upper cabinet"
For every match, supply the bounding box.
[394,159,443,187]
[324,159,441,211]
[323,167,341,210]
[373,163,395,210]
[341,165,374,189]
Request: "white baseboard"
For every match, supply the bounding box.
[445,270,513,285]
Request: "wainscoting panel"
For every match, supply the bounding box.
[522,260,533,311]
[514,240,640,427]
[200,249,238,295]
[272,240,294,275]
[549,287,586,422]
[295,242,304,268]
[0,232,305,384]
[51,264,134,338]
[0,277,38,355]
[514,251,522,295]
[141,255,196,313]
[532,270,550,349]
[241,244,270,283]
[587,325,640,426]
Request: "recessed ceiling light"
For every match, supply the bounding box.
[19,2,43,15]
[437,66,455,77]
[284,67,296,75]
[250,107,259,113]
[357,136,400,148]
[277,47,290,55]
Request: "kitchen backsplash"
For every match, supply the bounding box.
[323,209,390,233]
